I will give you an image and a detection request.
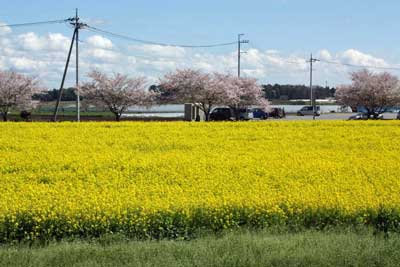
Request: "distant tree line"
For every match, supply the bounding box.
[33,88,78,102]
[262,84,336,100]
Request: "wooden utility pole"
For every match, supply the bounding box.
[75,8,80,122]
[53,28,76,122]
[307,54,320,120]
[53,9,85,122]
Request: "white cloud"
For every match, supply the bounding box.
[318,49,332,61]
[265,54,285,67]
[244,48,264,68]
[131,44,186,58]
[8,57,48,72]
[192,61,214,71]
[0,27,396,88]
[139,59,177,72]
[0,22,11,35]
[338,49,388,67]
[86,35,113,49]
[18,32,45,51]
[47,33,70,51]
[243,68,266,78]
[16,32,70,52]
[266,49,280,54]
[84,48,121,63]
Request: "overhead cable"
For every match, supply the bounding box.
[86,25,237,48]
[0,19,70,28]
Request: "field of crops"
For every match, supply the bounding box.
[1,121,400,242]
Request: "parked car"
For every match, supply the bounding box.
[238,108,254,120]
[379,112,397,120]
[210,108,235,121]
[348,113,384,120]
[348,113,369,120]
[252,108,268,120]
[297,106,321,116]
[19,110,32,122]
[269,108,286,119]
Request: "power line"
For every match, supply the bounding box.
[283,60,307,65]
[0,19,70,28]
[79,39,188,61]
[248,43,400,70]
[248,43,308,66]
[319,59,400,71]
[85,25,237,48]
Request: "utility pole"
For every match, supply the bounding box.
[53,9,86,122]
[53,26,76,122]
[307,54,320,120]
[238,34,249,77]
[75,8,80,122]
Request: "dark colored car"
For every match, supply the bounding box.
[269,108,286,119]
[252,108,268,120]
[210,108,235,121]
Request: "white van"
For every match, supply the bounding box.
[297,106,321,116]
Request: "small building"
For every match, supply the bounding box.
[184,103,205,121]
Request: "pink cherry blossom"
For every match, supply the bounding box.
[336,69,400,117]
[0,71,40,121]
[160,69,269,121]
[81,70,156,121]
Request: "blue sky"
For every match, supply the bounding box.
[1,0,400,88]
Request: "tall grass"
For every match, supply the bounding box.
[1,228,399,267]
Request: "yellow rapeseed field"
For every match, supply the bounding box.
[0,121,400,241]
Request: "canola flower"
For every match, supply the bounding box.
[0,121,400,242]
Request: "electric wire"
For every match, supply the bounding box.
[85,25,237,48]
[3,18,400,72]
[0,19,70,28]
[248,43,308,66]
[319,59,400,71]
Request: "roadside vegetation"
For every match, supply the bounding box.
[1,228,399,267]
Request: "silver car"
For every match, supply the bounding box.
[348,113,384,120]
[239,108,254,120]
[297,106,321,116]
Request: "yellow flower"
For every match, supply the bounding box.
[0,121,399,241]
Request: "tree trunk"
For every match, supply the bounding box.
[204,111,210,122]
[114,113,121,122]
[199,104,210,122]
[2,113,7,122]
[366,108,374,120]
[234,108,240,121]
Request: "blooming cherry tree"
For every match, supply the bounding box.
[0,71,40,121]
[160,69,226,121]
[81,70,155,121]
[160,69,269,121]
[215,73,269,119]
[336,69,400,118]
